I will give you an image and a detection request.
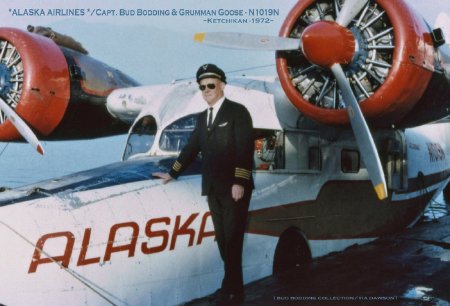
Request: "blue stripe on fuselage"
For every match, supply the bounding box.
[0,157,202,207]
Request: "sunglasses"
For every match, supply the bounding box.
[199,83,216,91]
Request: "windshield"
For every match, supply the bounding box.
[123,116,157,160]
[159,113,198,153]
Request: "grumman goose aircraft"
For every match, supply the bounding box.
[0,0,450,305]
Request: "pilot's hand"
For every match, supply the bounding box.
[152,172,173,184]
[232,184,244,202]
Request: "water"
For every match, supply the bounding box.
[0,136,126,188]
[0,137,448,220]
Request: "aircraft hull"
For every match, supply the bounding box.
[0,135,448,305]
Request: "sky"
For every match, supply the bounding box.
[1,0,299,83]
[0,0,448,187]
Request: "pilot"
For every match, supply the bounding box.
[134,116,155,135]
[153,63,254,305]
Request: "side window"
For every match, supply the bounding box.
[159,114,198,153]
[308,147,322,171]
[341,149,360,173]
[123,116,157,161]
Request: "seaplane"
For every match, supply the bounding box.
[0,0,449,305]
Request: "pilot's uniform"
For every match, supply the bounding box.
[169,64,254,301]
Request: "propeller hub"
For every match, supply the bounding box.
[301,21,356,68]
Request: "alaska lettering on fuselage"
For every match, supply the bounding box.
[28,212,214,273]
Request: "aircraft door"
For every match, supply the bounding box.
[385,130,408,191]
[254,129,283,170]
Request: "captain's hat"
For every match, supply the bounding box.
[196,63,226,83]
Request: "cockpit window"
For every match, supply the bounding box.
[159,113,198,153]
[133,116,157,135]
[122,116,157,160]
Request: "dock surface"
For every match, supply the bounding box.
[186,215,450,305]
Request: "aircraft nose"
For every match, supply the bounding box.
[106,88,141,123]
[106,89,124,113]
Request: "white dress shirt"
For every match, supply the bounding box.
[206,96,225,126]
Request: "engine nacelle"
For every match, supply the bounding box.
[276,0,448,128]
[0,28,70,140]
[0,27,139,141]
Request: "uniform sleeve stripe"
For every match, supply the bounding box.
[235,167,251,173]
[235,167,251,179]
[172,161,182,172]
[235,171,250,177]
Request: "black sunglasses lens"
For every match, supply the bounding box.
[199,84,216,91]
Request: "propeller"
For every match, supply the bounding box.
[331,64,387,199]
[335,0,369,27]
[194,32,301,51]
[193,0,388,200]
[0,97,44,155]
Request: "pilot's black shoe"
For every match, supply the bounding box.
[215,292,244,305]
[208,288,222,302]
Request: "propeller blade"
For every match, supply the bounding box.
[194,32,301,51]
[0,97,44,155]
[330,63,387,200]
[335,0,369,27]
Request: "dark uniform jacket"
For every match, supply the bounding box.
[169,99,254,196]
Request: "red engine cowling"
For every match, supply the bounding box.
[0,27,139,141]
[276,0,437,128]
[0,28,70,140]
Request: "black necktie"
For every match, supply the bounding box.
[207,107,213,130]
